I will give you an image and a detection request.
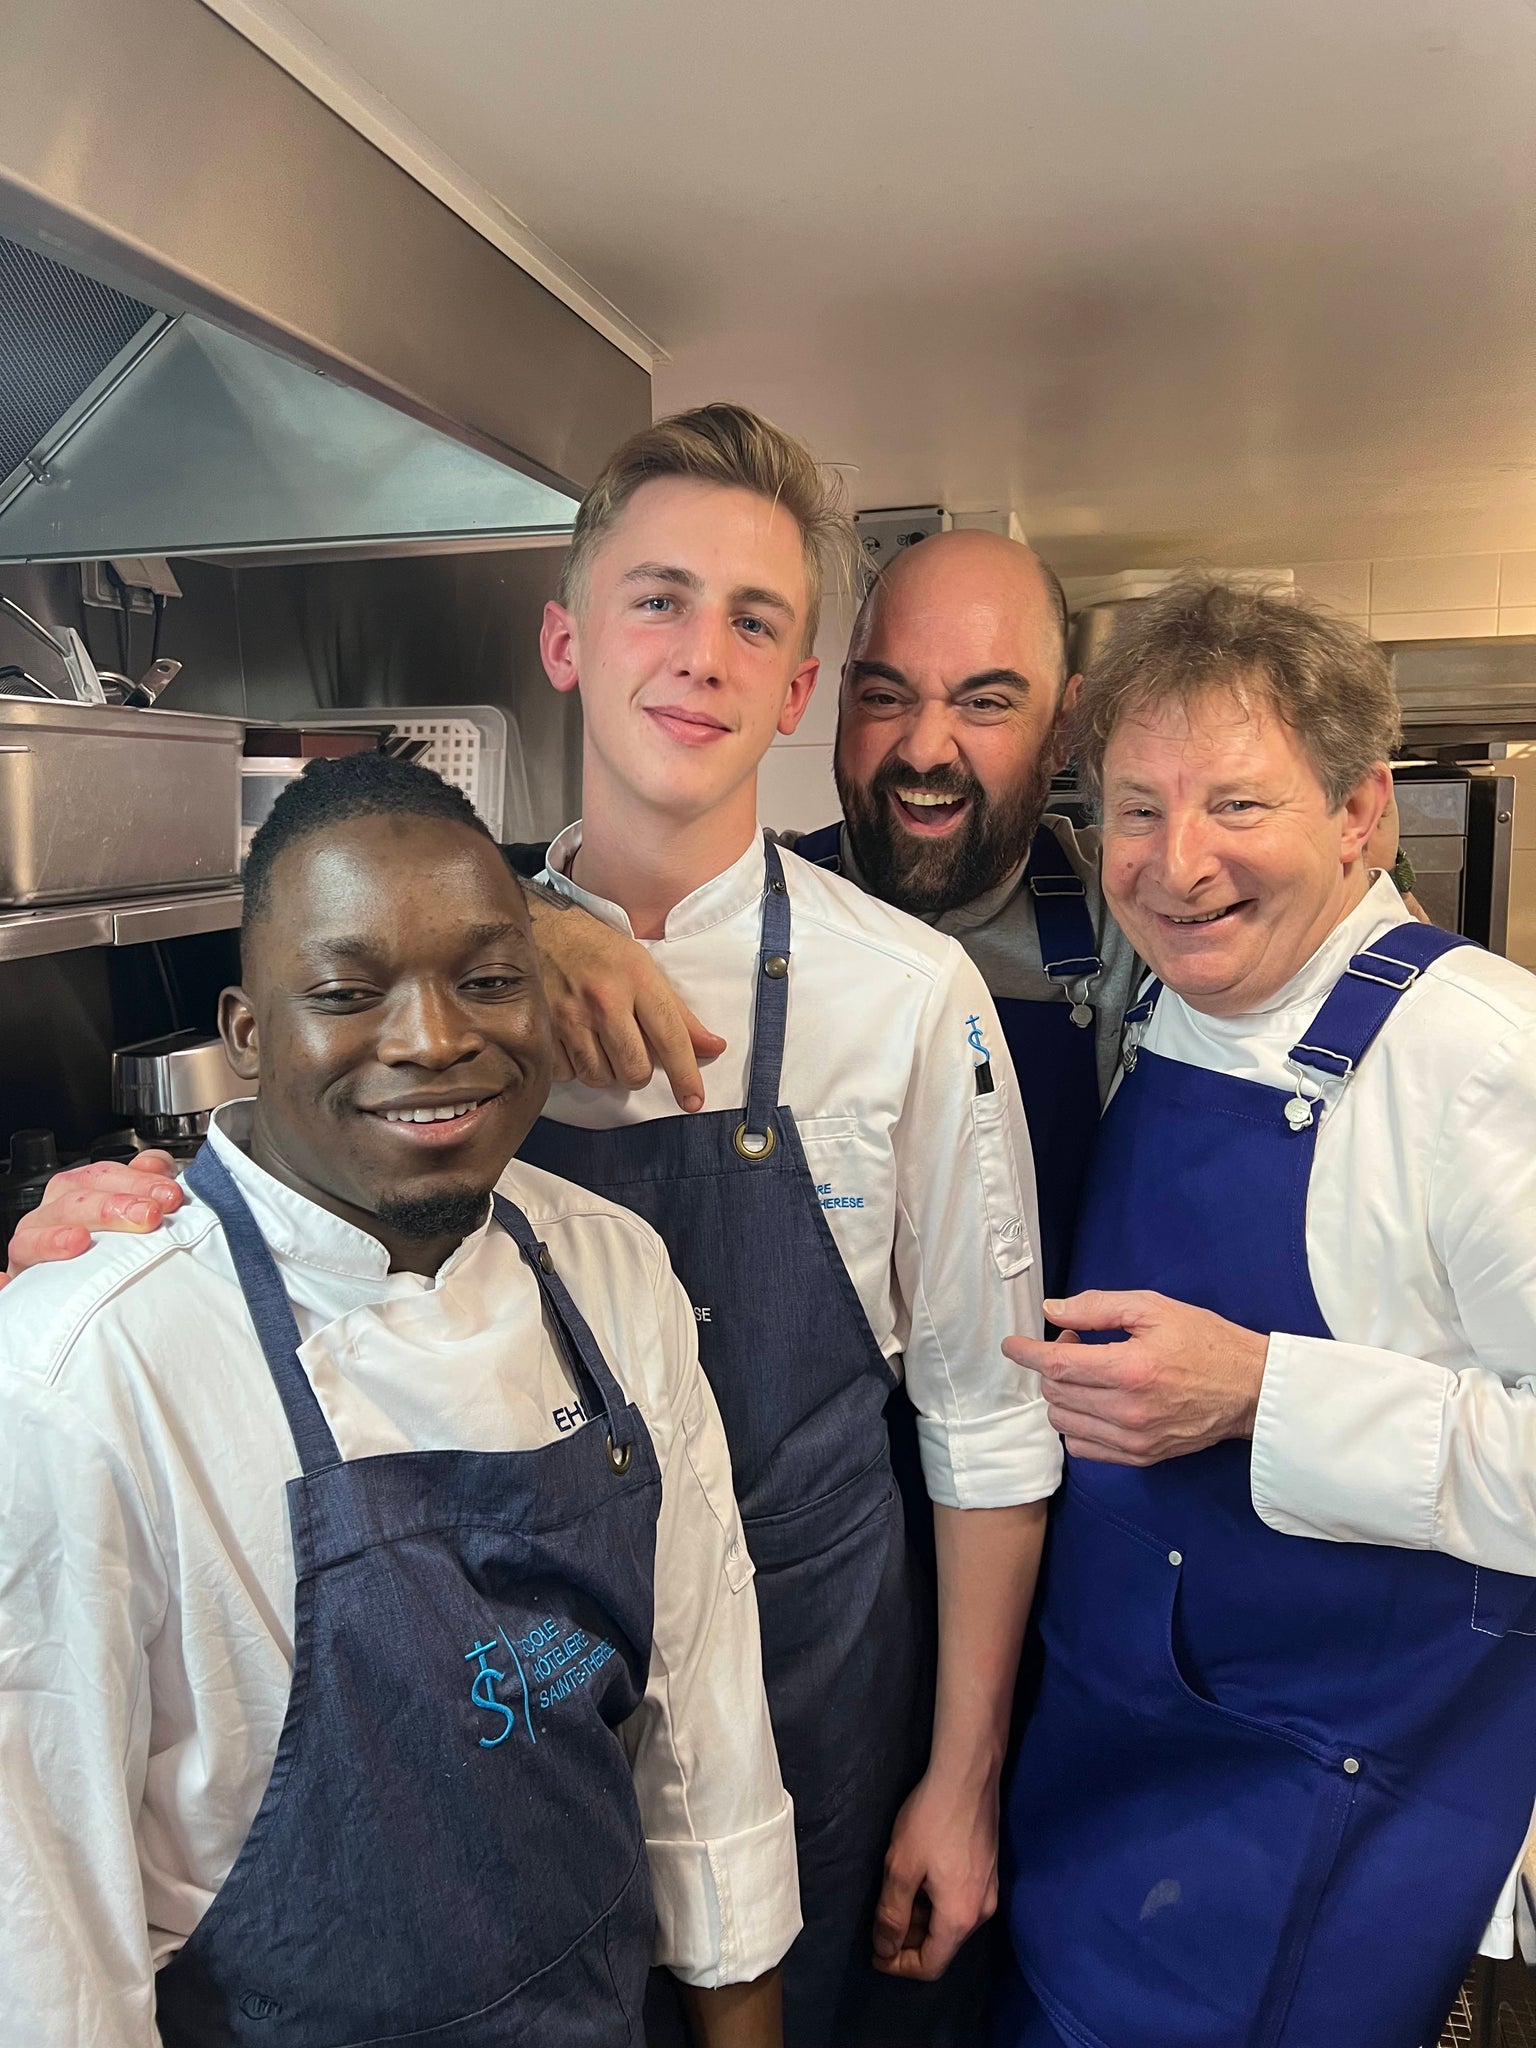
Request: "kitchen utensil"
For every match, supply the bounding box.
[0,595,107,703]
[112,1031,255,1154]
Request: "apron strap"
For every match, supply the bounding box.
[489,1194,637,1455]
[737,834,792,1157]
[184,1144,342,1476]
[1289,921,1476,1082]
[789,821,843,872]
[1026,825,1103,985]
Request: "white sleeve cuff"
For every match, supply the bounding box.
[1251,1332,1445,1549]
[648,1793,801,1988]
[916,1404,1063,1510]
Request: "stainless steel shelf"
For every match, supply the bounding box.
[0,885,242,962]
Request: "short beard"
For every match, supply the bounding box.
[835,744,1057,916]
[376,1187,492,1241]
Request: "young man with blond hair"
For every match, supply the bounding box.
[27,403,1059,2047]
[517,403,1054,2048]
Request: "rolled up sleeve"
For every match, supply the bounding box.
[624,1263,800,1986]
[893,951,1061,1509]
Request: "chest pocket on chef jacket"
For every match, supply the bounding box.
[796,1114,887,1280]
[680,1377,755,1593]
[970,1089,1034,1280]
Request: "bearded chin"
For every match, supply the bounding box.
[835,750,1056,916]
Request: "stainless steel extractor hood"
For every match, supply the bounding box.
[0,235,580,562]
[0,0,650,565]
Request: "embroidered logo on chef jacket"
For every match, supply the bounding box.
[816,1179,866,1212]
[965,1013,990,1060]
[552,1397,589,1433]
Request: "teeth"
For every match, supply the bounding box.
[898,790,963,807]
[1168,908,1232,925]
[378,1103,478,1123]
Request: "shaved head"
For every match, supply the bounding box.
[835,530,1077,915]
[849,530,1070,688]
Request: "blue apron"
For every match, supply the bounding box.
[156,1144,662,2048]
[1002,921,1536,2048]
[521,838,940,2048]
[793,822,1102,1296]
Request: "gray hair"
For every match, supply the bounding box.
[1072,577,1402,808]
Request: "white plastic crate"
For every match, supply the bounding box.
[282,705,534,842]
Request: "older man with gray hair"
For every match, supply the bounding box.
[998,580,1536,2048]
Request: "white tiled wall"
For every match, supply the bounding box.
[760,586,856,833]
[1290,552,1536,641]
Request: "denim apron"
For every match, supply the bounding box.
[794,822,1102,1296]
[155,1144,662,2048]
[1002,921,1536,2048]
[521,838,932,2048]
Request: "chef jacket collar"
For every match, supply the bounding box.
[206,1100,494,1289]
[541,820,769,941]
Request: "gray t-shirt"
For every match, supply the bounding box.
[778,814,1140,1103]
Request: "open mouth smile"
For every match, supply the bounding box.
[890,788,971,835]
[361,1096,500,1145]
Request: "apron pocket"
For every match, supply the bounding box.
[1011,1484,1357,2048]
[742,1451,895,1572]
[1471,1563,1536,1640]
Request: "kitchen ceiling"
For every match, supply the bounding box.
[205,0,1536,573]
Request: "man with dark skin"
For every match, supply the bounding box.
[0,755,796,2047]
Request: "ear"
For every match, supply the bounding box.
[540,599,581,696]
[1339,761,1394,866]
[777,655,820,739]
[219,986,261,1082]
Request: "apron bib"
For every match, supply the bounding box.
[522,838,939,2048]
[156,1147,661,2048]
[1004,923,1536,2048]
[794,822,1103,1297]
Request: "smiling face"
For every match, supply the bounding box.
[540,476,819,841]
[1099,680,1391,1015]
[834,531,1071,914]
[224,812,553,1273]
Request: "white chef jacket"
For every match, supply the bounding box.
[0,1104,798,2048]
[537,823,1059,1511]
[1136,872,1536,1954]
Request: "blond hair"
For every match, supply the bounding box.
[1074,577,1402,808]
[558,401,859,653]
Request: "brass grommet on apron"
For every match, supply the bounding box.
[732,1123,777,1160]
[606,1434,633,1476]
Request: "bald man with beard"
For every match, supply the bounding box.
[788,531,1139,1294]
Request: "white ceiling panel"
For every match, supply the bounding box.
[213,0,1536,570]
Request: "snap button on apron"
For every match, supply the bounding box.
[1168,1550,1182,1567]
[763,954,788,979]
[1343,1757,1360,1776]
[537,1244,553,1274]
